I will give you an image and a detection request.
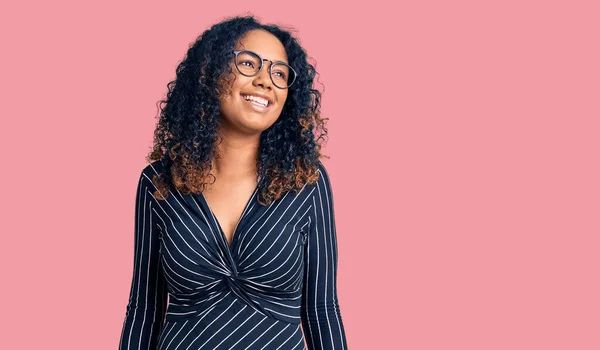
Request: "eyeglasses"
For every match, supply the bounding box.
[232,50,297,89]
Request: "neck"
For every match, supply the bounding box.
[212,130,260,180]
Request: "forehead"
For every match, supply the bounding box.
[235,29,289,64]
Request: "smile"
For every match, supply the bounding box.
[241,94,271,112]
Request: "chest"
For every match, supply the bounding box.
[201,178,258,245]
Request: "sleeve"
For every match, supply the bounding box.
[118,171,168,350]
[301,162,349,350]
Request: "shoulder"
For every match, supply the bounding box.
[138,160,167,189]
[141,160,166,178]
[316,160,332,187]
[310,160,335,198]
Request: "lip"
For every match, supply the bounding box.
[243,97,271,112]
[240,92,273,106]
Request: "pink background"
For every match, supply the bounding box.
[2,0,599,349]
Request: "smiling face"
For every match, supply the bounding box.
[217,29,290,135]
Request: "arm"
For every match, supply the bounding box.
[118,171,168,350]
[301,162,348,350]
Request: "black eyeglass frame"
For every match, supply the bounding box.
[232,50,297,89]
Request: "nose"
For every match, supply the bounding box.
[252,62,273,90]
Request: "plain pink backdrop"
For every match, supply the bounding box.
[1,0,599,349]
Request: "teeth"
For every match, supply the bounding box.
[242,94,269,107]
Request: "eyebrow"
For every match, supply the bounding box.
[267,57,288,64]
[236,47,288,64]
[258,53,288,64]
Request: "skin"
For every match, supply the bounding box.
[203,29,290,244]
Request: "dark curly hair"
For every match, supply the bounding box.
[147,14,329,206]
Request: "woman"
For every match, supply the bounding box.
[118,15,348,349]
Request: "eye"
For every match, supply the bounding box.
[273,70,287,79]
[239,60,255,68]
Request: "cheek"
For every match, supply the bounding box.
[276,92,289,109]
[217,70,241,97]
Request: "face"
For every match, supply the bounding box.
[218,29,290,135]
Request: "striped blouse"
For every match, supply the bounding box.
[118,160,348,349]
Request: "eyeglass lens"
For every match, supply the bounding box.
[235,51,296,88]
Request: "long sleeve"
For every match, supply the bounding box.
[301,162,348,350]
[118,171,168,350]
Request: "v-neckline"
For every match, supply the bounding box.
[199,185,259,250]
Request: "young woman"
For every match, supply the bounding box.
[118,15,348,350]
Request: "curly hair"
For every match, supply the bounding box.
[146,14,329,206]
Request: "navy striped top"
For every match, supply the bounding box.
[118,160,348,349]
